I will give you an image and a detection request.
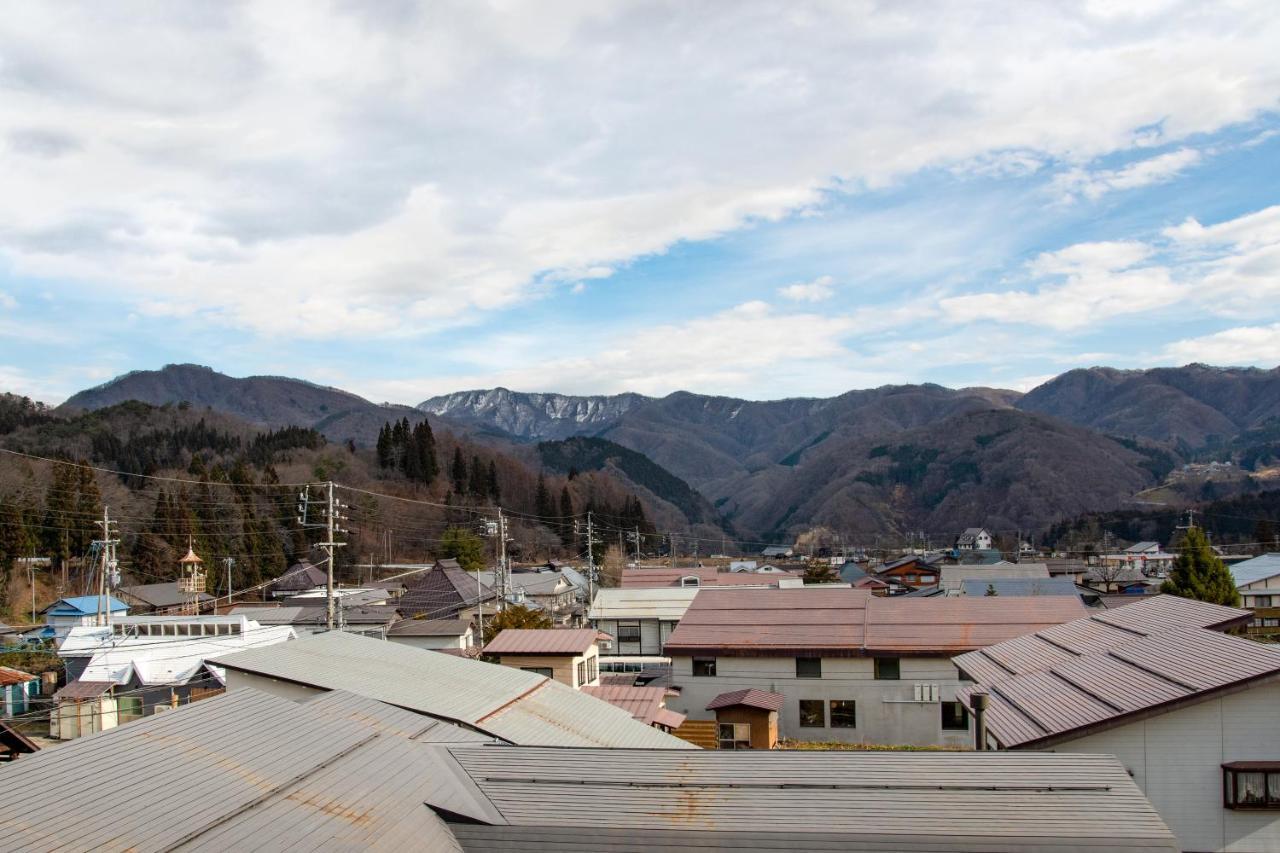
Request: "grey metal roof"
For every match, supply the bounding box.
[213,631,690,749]
[959,578,1080,597]
[386,617,472,636]
[1230,552,1280,587]
[229,604,400,626]
[0,688,463,852]
[587,587,699,620]
[428,745,1176,851]
[119,581,215,608]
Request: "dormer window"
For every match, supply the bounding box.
[680,576,701,588]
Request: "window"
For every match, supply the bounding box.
[520,667,554,678]
[1255,595,1274,608]
[1224,763,1280,809]
[829,700,856,728]
[616,621,641,643]
[693,657,717,677]
[795,657,822,679]
[941,701,969,730]
[576,660,587,686]
[117,696,144,721]
[799,699,825,727]
[874,658,901,680]
[587,656,597,684]
[680,576,701,587]
[718,722,751,750]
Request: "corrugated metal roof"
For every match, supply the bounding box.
[430,745,1177,850]
[0,688,463,852]
[302,690,493,744]
[400,565,495,619]
[958,577,1079,597]
[484,628,596,655]
[706,688,784,712]
[52,679,114,699]
[620,567,800,589]
[580,685,672,724]
[213,631,690,749]
[119,581,215,608]
[587,587,699,620]
[1230,553,1280,587]
[41,595,127,616]
[386,618,472,637]
[665,588,1083,657]
[0,665,36,687]
[953,596,1280,748]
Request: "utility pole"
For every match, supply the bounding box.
[93,506,119,627]
[223,557,235,607]
[669,532,676,569]
[497,508,509,613]
[635,526,642,567]
[319,482,348,631]
[586,511,596,603]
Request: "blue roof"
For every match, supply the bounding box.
[44,596,128,616]
[1230,554,1280,588]
[960,578,1081,597]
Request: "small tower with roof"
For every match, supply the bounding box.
[176,539,206,615]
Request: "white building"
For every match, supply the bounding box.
[1230,554,1280,633]
[955,528,993,551]
[384,618,475,650]
[663,587,1085,747]
[955,595,1270,853]
[588,587,698,660]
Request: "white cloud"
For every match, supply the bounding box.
[1162,323,1280,365]
[778,275,834,302]
[1053,148,1202,201]
[0,2,1277,339]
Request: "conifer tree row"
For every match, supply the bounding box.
[376,417,439,484]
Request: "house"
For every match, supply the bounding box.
[761,545,794,559]
[837,562,890,592]
[52,614,295,739]
[0,622,20,645]
[579,684,686,732]
[474,567,580,623]
[663,587,1085,747]
[874,555,941,591]
[1098,542,1177,576]
[955,527,993,551]
[588,587,698,661]
[1044,558,1089,582]
[399,561,499,621]
[728,560,758,572]
[705,687,783,749]
[40,596,128,640]
[228,604,400,637]
[385,617,475,650]
[1229,553,1280,635]
[936,561,1049,593]
[267,560,328,599]
[281,587,393,608]
[0,687,1178,851]
[957,577,1101,606]
[483,628,601,688]
[212,629,689,748]
[117,581,215,615]
[619,566,801,589]
[0,666,39,717]
[953,594,1268,853]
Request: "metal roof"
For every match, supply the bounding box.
[386,618,472,636]
[41,595,127,616]
[587,587,699,620]
[958,577,1081,597]
[52,679,115,699]
[483,628,597,655]
[580,685,677,726]
[1230,552,1280,587]
[0,665,36,687]
[119,581,215,608]
[428,744,1176,851]
[0,688,464,852]
[229,604,400,626]
[706,687,784,712]
[664,588,1084,657]
[400,564,496,619]
[212,631,690,749]
[620,567,799,589]
[958,626,1280,749]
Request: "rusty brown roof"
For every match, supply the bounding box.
[0,665,37,687]
[580,684,672,725]
[620,567,801,589]
[484,628,598,656]
[53,680,115,700]
[958,626,1280,748]
[706,688,785,712]
[663,588,1084,657]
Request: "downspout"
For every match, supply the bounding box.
[971,691,989,751]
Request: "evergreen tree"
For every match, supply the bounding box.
[558,486,575,547]
[0,499,35,612]
[418,420,439,483]
[486,460,500,504]
[1255,519,1276,553]
[402,425,423,481]
[72,465,101,555]
[802,560,840,584]
[1161,526,1240,606]
[468,455,487,498]
[438,526,487,571]
[376,423,393,469]
[451,448,468,494]
[534,473,554,520]
[481,603,553,646]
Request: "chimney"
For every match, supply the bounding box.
[971,692,989,751]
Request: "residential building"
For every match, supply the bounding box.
[955,527,993,551]
[474,567,580,623]
[266,560,328,599]
[0,687,1178,851]
[875,555,941,591]
[588,587,698,660]
[228,604,400,637]
[664,587,1084,747]
[117,581,215,615]
[760,545,794,558]
[212,630,689,748]
[937,561,1049,593]
[619,566,800,589]
[1099,541,1177,575]
[579,684,686,731]
[483,628,601,688]
[40,596,127,641]
[399,560,499,621]
[0,666,38,717]
[281,587,394,608]
[1230,553,1280,635]
[52,614,295,739]
[953,594,1268,853]
[385,618,475,650]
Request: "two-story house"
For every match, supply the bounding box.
[955,528,993,551]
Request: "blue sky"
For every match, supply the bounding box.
[1,2,1279,404]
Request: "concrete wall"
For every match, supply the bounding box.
[1048,680,1280,852]
[223,669,326,702]
[667,654,972,748]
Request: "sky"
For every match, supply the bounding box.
[1,1,1279,405]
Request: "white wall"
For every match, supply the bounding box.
[667,654,973,748]
[223,669,326,702]
[1048,680,1280,852]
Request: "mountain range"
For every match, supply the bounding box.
[57,362,1280,541]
